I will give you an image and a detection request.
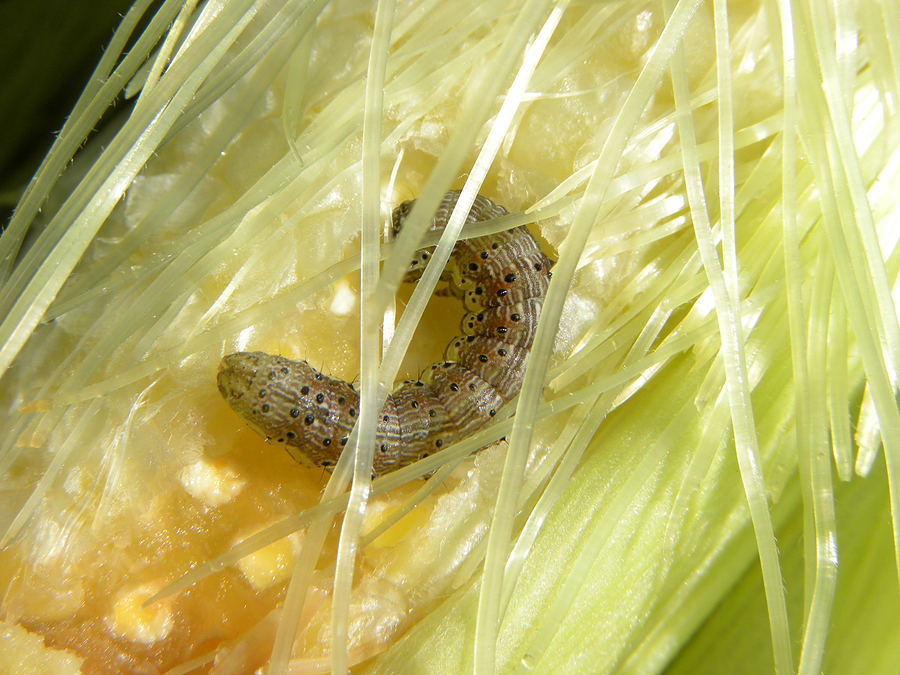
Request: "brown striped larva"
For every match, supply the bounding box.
[217,191,552,477]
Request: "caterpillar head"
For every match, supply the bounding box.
[218,351,359,470]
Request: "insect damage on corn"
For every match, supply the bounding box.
[218,191,552,477]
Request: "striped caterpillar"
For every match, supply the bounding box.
[217,191,552,477]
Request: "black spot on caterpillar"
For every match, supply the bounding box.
[217,191,552,477]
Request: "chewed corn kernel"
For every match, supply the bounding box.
[179,458,246,507]
[104,583,174,644]
[234,532,297,591]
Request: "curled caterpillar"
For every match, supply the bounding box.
[217,191,552,477]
